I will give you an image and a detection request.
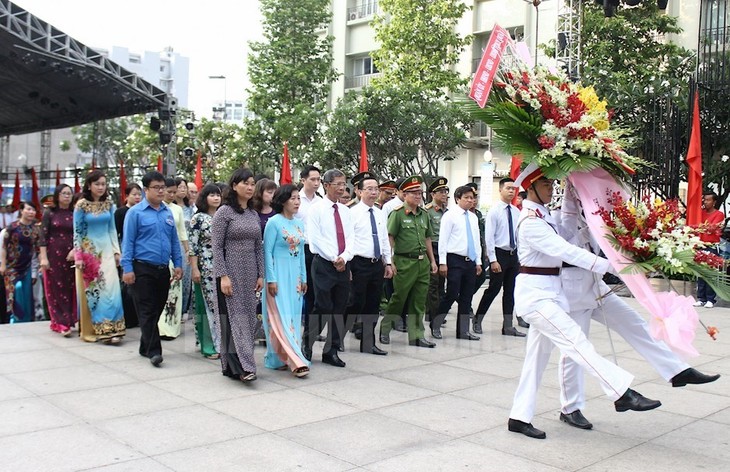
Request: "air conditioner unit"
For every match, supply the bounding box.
[349,12,357,21]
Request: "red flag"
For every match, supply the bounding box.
[0,180,3,200]
[510,154,523,205]
[280,142,292,185]
[359,130,368,172]
[119,161,127,207]
[30,167,41,213]
[55,165,61,187]
[157,155,163,173]
[195,151,204,190]
[685,90,703,226]
[74,173,81,194]
[12,170,21,210]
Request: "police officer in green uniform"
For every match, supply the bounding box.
[379,175,438,347]
[425,177,448,323]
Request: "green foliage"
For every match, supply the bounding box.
[580,2,694,142]
[372,0,471,95]
[244,0,337,169]
[323,86,471,178]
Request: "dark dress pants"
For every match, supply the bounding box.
[306,255,350,354]
[475,248,518,328]
[302,245,322,338]
[433,253,477,336]
[131,261,171,358]
[348,256,385,352]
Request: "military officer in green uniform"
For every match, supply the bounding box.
[376,180,397,209]
[425,177,448,323]
[379,175,438,348]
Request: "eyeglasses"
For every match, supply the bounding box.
[147,185,166,191]
[363,186,379,192]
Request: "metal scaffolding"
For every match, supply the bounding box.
[555,0,582,81]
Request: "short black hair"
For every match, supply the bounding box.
[124,183,142,196]
[17,200,36,217]
[52,184,73,208]
[224,168,255,213]
[254,173,270,182]
[165,177,176,188]
[272,184,298,214]
[454,185,475,201]
[703,191,719,203]
[195,183,222,214]
[142,171,165,188]
[300,165,321,180]
[499,177,515,189]
[82,170,109,202]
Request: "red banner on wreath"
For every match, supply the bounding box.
[469,24,511,108]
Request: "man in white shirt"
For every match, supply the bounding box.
[474,177,526,337]
[296,165,323,343]
[507,163,661,440]
[346,171,393,355]
[430,185,482,340]
[304,169,354,368]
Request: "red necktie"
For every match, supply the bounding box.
[333,203,345,254]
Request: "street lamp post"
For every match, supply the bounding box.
[208,75,227,121]
[523,0,549,68]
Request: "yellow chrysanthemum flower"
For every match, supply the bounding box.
[578,86,608,114]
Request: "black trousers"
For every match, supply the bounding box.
[302,245,322,337]
[348,256,385,352]
[306,255,350,354]
[131,261,171,358]
[476,248,518,327]
[118,267,138,328]
[434,253,477,336]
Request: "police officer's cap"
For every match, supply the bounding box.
[428,177,448,193]
[379,180,397,190]
[399,175,423,192]
[351,171,378,188]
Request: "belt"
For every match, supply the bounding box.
[133,259,169,271]
[447,253,474,262]
[496,247,517,256]
[395,252,425,260]
[520,266,560,276]
[353,255,382,264]
[562,262,576,268]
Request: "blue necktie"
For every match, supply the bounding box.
[507,205,516,250]
[465,211,476,261]
[369,208,381,259]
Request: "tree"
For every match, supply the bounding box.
[580,2,694,143]
[372,0,471,95]
[244,0,337,170]
[323,86,471,178]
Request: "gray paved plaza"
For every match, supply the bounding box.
[1,291,728,471]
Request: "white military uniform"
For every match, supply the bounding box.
[509,199,634,424]
[556,188,689,415]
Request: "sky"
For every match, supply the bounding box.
[13,0,264,118]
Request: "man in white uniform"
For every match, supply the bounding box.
[555,182,721,430]
[507,163,662,440]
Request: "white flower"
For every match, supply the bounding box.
[722,155,729,162]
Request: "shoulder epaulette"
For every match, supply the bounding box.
[527,209,539,218]
[425,202,433,209]
[393,204,404,212]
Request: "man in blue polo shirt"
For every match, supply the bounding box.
[121,171,183,367]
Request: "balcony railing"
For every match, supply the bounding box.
[470,121,490,139]
[345,73,381,89]
[347,1,379,21]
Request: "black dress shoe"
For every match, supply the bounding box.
[302,346,312,361]
[559,410,593,430]
[368,346,388,356]
[472,322,483,335]
[322,351,346,367]
[150,354,163,367]
[502,327,527,337]
[670,367,721,387]
[409,338,436,348]
[507,418,546,439]
[517,316,530,328]
[614,388,662,412]
[379,331,390,345]
[430,326,443,339]
[457,332,480,341]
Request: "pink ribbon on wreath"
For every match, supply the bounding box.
[569,168,699,359]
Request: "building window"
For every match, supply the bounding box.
[352,56,379,76]
[129,55,141,64]
[347,0,379,21]
[472,26,524,73]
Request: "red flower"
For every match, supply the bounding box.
[78,251,101,286]
[537,135,556,149]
